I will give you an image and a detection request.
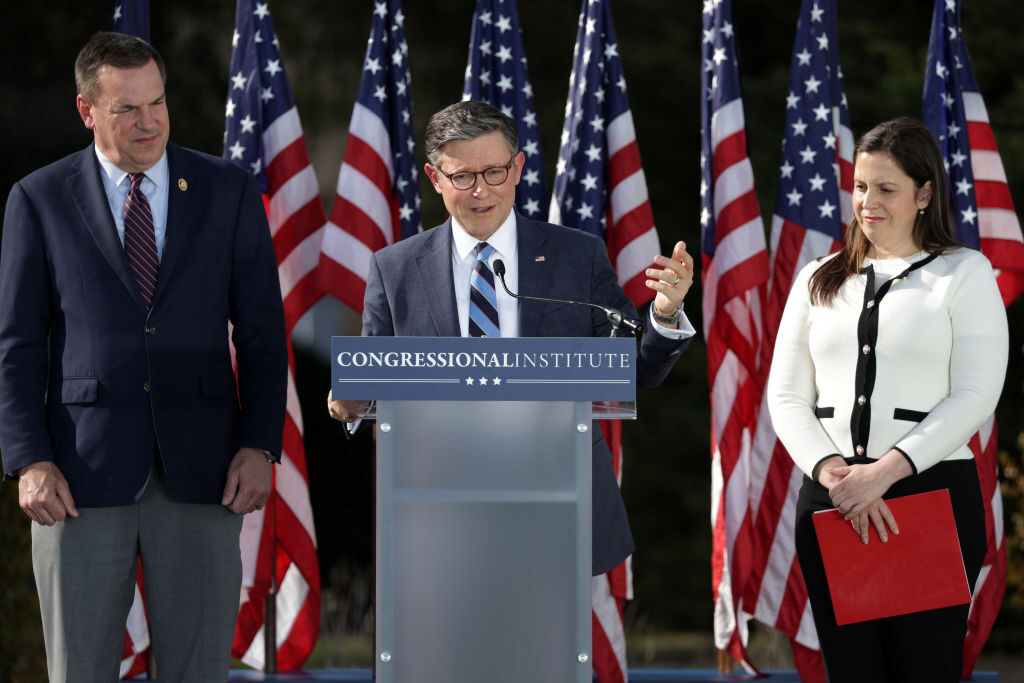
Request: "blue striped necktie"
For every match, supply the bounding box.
[469,242,500,337]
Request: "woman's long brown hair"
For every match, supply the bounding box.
[808,117,961,306]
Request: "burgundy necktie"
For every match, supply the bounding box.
[124,173,159,307]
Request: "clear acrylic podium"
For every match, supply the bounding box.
[332,337,637,683]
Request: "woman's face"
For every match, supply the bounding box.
[852,151,931,259]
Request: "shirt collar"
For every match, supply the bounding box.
[451,211,518,263]
[93,146,169,193]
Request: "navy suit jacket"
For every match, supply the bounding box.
[0,143,288,506]
[362,214,690,574]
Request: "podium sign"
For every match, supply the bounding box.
[332,337,635,683]
[331,336,637,401]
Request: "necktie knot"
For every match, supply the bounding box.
[475,242,494,262]
[128,173,146,194]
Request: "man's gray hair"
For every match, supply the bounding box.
[75,32,166,103]
[424,101,519,166]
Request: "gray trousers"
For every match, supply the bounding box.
[31,471,243,683]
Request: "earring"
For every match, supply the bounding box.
[918,208,925,215]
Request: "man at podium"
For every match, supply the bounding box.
[328,100,695,575]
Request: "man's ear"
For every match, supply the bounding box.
[424,163,443,194]
[76,95,95,130]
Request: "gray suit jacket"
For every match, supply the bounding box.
[362,214,689,574]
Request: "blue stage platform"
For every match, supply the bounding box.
[203,668,1001,682]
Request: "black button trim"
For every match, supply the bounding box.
[849,252,939,457]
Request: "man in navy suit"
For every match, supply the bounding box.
[0,33,287,682]
[329,100,695,575]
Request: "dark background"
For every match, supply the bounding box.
[1,0,1022,676]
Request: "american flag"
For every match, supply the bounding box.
[112,0,149,43]
[922,0,1024,674]
[461,0,546,219]
[110,3,153,678]
[699,0,769,675]
[319,0,421,315]
[550,2,659,680]
[222,0,323,670]
[745,0,852,679]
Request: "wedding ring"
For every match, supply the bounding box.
[671,277,681,286]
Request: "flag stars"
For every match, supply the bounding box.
[479,377,489,386]
[813,102,830,121]
[786,91,800,109]
[955,178,972,196]
[822,132,837,149]
[523,111,537,128]
[720,22,734,38]
[374,2,387,18]
[960,206,977,224]
[584,144,602,163]
[480,40,493,56]
[261,86,274,103]
[239,115,256,134]
[496,45,513,63]
[465,377,474,385]
[523,169,540,185]
[253,2,270,20]
[936,61,948,79]
[791,118,808,136]
[950,150,967,167]
[700,206,711,227]
[808,173,826,191]
[373,85,387,102]
[796,49,812,66]
[810,3,824,22]
[787,188,803,206]
[589,115,605,132]
[495,15,512,33]
[816,34,829,50]
[818,200,836,218]
[604,42,618,59]
[581,173,599,191]
[392,49,403,66]
[497,75,514,92]
[799,145,817,164]
[712,47,728,65]
[780,160,795,179]
[228,141,245,160]
[365,57,381,75]
[522,140,539,156]
[225,98,236,118]
[523,198,540,215]
[264,59,282,77]
[232,71,247,90]
[804,75,821,94]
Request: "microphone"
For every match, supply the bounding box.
[491,258,644,337]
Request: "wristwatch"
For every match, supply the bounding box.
[255,448,281,464]
[651,302,683,326]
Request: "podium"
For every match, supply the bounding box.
[332,337,637,683]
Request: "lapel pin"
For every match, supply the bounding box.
[177,178,188,191]
[535,256,545,262]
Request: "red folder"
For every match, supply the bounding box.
[812,489,970,625]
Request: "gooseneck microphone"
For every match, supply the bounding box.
[491,258,644,337]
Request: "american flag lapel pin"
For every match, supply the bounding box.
[535,256,545,262]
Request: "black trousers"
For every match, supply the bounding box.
[794,458,987,683]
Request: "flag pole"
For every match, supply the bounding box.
[264,481,278,674]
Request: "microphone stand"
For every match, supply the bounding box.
[492,259,644,338]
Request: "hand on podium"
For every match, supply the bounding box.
[327,390,369,423]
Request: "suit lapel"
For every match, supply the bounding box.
[151,144,196,308]
[415,222,461,337]
[516,215,552,338]
[67,147,147,309]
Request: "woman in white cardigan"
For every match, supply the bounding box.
[767,117,1008,682]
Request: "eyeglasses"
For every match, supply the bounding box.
[434,157,515,191]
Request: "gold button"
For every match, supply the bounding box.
[857,395,866,405]
[143,381,151,392]
[862,344,871,354]
[866,300,875,309]
[145,326,157,336]
[856,445,865,455]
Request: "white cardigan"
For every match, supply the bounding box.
[767,248,1008,479]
